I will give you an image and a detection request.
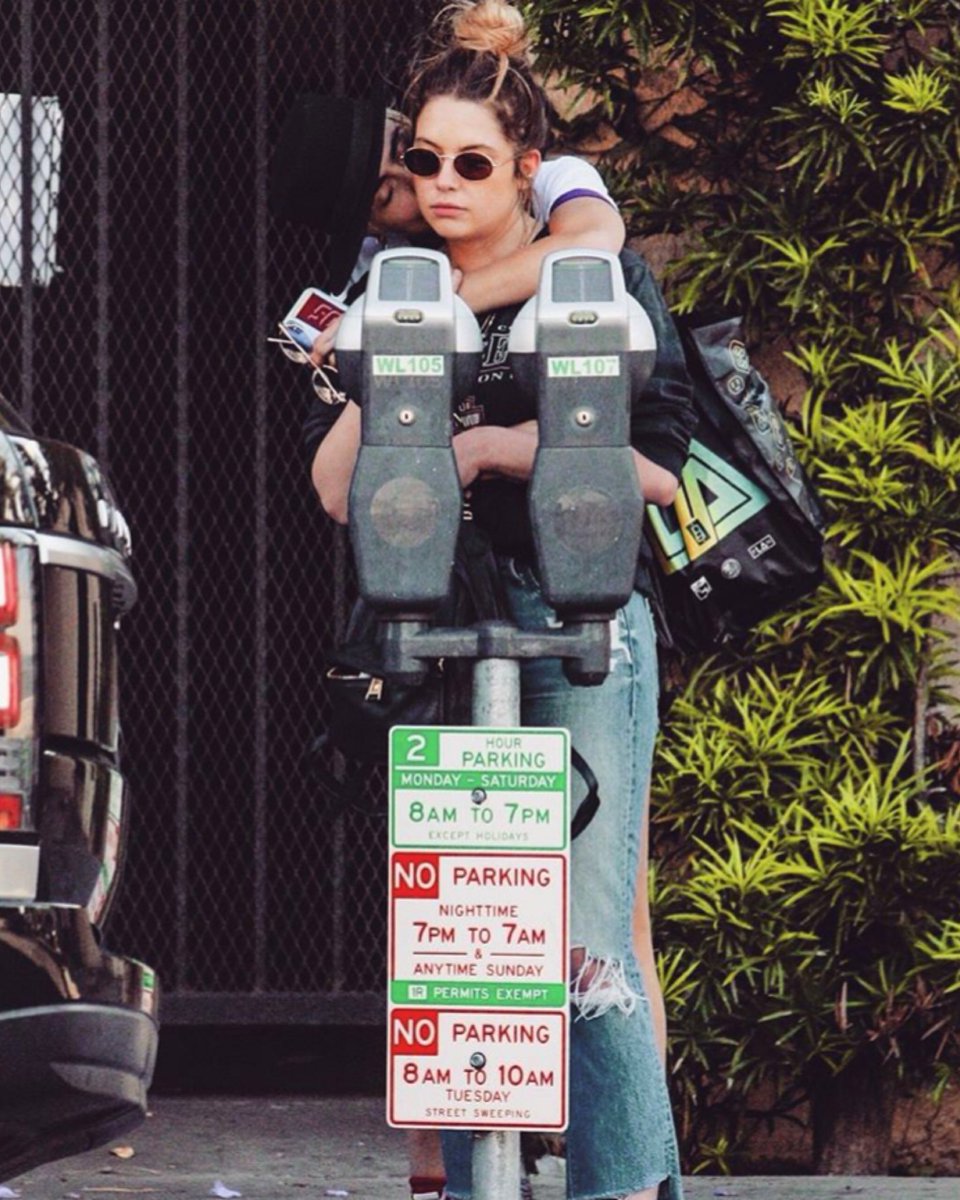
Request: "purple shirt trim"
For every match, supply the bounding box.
[549,187,615,213]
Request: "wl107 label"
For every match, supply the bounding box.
[547,355,620,377]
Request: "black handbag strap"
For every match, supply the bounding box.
[569,746,600,839]
[308,737,385,816]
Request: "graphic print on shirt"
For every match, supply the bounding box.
[478,311,512,384]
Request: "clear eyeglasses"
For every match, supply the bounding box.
[267,325,346,405]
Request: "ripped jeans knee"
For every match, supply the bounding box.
[569,945,643,1021]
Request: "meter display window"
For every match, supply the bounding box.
[380,257,441,302]
[551,258,614,303]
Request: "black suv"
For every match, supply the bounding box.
[0,398,158,1182]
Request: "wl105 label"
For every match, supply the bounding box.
[373,354,444,376]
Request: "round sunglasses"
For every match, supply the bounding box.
[401,146,518,181]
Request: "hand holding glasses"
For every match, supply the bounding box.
[268,324,346,405]
[270,286,347,405]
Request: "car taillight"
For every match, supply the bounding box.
[0,793,22,830]
[0,634,20,728]
[0,544,19,730]
[0,542,16,627]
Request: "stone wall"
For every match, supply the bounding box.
[720,1083,960,1175]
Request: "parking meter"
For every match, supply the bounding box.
[509,251,656,615]
[336,248,482,614]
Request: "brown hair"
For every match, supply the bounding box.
[404,1,550,154]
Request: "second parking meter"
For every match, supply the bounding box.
[336,249,482,614]
[509,251,657,615]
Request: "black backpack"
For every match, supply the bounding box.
[646,313,827,653]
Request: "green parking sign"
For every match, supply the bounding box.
[389,726,570,852]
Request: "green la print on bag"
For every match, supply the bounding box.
[646,313,827,653]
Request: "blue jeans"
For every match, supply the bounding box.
[442,562,682,1200]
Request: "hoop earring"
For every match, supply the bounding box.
[519,172,534,216]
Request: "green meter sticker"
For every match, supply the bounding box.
[546,355,620,378]
[373,354,445,376]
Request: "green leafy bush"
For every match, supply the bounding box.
[525,0,960,1174]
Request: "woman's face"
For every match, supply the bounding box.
[409,95,539,244]
[368,111,428,238]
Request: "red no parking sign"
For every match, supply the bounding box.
[389,851,567,1010]
[388,1007,568,1129]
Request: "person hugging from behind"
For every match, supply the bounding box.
[269,80,626,360]
[269,31,629,1200]
[305,2,696,1199]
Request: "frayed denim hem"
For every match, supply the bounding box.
[570,950,647,1022]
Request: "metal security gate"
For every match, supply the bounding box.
[0,0,441,1024]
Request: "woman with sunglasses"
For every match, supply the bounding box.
[306,3,694,1198]
[271,90,626,368]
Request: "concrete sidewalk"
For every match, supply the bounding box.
[9,1097,956,1200]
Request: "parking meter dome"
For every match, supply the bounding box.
[335,249,482,405]
[508,250,657,400]
[337,249,482,614]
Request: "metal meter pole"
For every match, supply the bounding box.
[471,656,522,1200]
[473,658,520,728]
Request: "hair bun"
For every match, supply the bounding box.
[451,0,529,60]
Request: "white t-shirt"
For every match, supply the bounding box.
[346,230,409,299]
[342,155,614,297]
[532,156,615,223]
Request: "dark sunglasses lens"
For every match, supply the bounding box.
[455,153,494,180]
[402,148,440,177]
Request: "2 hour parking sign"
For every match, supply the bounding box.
[390,726,569,850]
[388,727,570,1130]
